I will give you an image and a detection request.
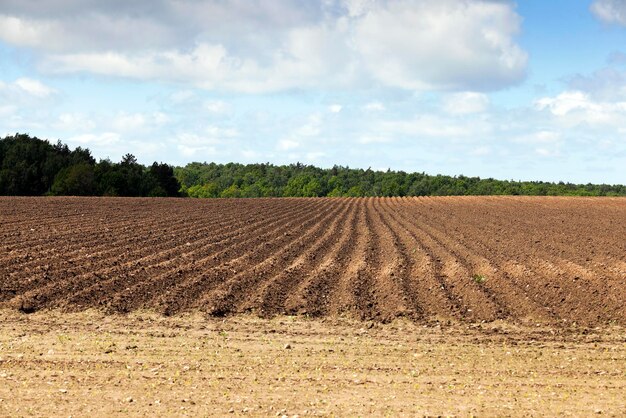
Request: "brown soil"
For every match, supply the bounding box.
[1,196,624,326]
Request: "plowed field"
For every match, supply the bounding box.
[1,196,624,325]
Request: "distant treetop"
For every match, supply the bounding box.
[1,134,624,197]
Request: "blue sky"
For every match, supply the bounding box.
[1,0,625,184]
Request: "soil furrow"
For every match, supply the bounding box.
[380,197,465,319]
[367,197,415,319]
[247,198,357,317]
[191,198,346,317]
[0,199,278,275]
[0,199,280,298]
[349,198,398,321]
[394,197,501,321]
[406,201,550,322]
[143,199,336,315]
[324,198,369,318]
[60,199,322,312]
[1,196,623,326]
[414,197,624,324]
[376,197,448,319]
[3,199,314,311]
[282,197,362,317]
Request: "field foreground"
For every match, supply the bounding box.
[0,310,624,416]
[1,196,624,325]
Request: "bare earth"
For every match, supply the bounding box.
[1,196,625,325]
[0,310,624,417]
[0,197,625,416]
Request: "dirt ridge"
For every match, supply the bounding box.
[1,196,624,325]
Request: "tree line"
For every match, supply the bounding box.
[0,134,180,197]
[1,134,625,197]
[177,162,626,197]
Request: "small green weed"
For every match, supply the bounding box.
[472,274,486,284]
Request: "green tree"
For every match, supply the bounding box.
[187,182,220,198]
[220,184,242,198]
[149,162,181,197]
[51,163,95,196]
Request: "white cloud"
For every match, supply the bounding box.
[353,0,527,91]
[204,100,230,114]
[0,105,16,117]
[329,104,342,113]
[14,77,55,97]
[470,146,491,156]
[0,13,178,52]
[42,35,354,93]
[363,101,385,112]
[535,147,559,157]
[305,151,326,162]
[0,1,527,93]
[277,139,300,151]
[567,67,626,101]
[176,126,237,147]
[591,0,626,25]
[0,15,52,49]
[512,131,562,144]
[275,113,325,152]
[66,132,120,145]
[536,91,595,116]
[177,144,217,158]
[112,113,146,131]
[240,149,260,159]
[205,125,238,138]
[153,112,170,125]
[535,90,626,127]
[170,90,195,103]
[110,112,169,132]
[358,135,393,144]
[295,113,323,137]
[0,78,57,123]
[345,0,377,17]
[54,113,96,131]
[442,92,489,115]
[378,113,493,139]
[175,130,229,158]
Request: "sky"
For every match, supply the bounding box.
[1,0,626,184]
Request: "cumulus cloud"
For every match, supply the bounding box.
[0,77,56,105]
[442,92,489,115]
[0,0,527,93]
[511,130,562,144]
[535,90,626,128]
[53,113,96,131]
[567,67,626,101]
[8,77,55,97]
[275,112,326,152]
[363,101,385,112]
[204,100,230,114]
[174,127,238,158]
[328,104,343,113]
[42,34,354,93]
[295,113,323,137]
[66,132,120,145]
[353,0,527,90]
[377,113,493,139]
[358,135,393,144]
[0,105,16,117]
[470,146,491,156]
[591,0,626,25]
[108,112,169,133]
[277,139,300,151]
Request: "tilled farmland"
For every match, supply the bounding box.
[1,196,624,325]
